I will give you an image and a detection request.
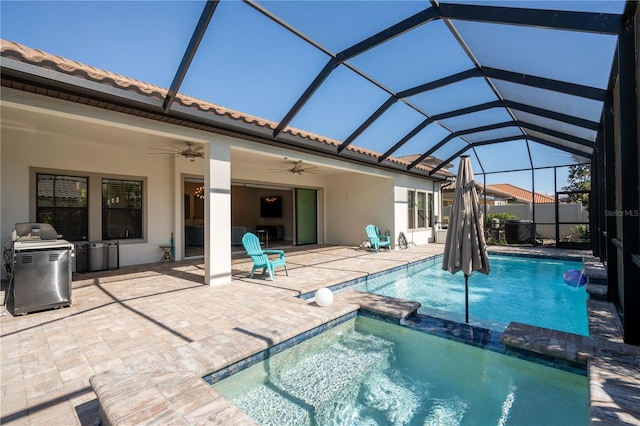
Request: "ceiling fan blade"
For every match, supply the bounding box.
[148,142,207,161]
[149,147,181,153]
[268,160,322,175]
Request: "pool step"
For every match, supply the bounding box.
[582,256,607,285]
[583,256,608,301]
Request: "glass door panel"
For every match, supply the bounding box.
[295,188,317,245]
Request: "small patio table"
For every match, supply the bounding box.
[159,245,174,262]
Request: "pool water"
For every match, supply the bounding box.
[349,255,589,335]
[214,317,588,426]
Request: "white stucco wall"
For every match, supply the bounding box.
[324,172,395,246]
[1,89,211,280]
[393,175,441,246]
[1,87,443,281]
[0,115,207,270]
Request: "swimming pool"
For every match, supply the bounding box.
[348,255,588,335]
[213,316,587,425]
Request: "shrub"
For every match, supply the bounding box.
[573,224,590,240]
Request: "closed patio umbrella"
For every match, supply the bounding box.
[442,155,490,323]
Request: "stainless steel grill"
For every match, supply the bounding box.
[6,223,74,315]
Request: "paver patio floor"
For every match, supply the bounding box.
[1,244,636,425]
[1,244,444,425]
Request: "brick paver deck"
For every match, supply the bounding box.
[1,244,637,425]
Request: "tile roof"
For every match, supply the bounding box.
[396,154,453,170]
[486,183,556,204]
[0,39,454,178]
[442,182,555,204]
[442,181,515,200]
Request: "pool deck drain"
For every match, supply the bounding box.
[1,244,638,425]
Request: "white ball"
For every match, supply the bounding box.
[315,287,334,307]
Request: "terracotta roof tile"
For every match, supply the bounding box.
[486,183,555,204]
[396,154,453,170]
[442,182,514,199]
[1,39,453,177]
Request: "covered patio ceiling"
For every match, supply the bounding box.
[0,0,634,178]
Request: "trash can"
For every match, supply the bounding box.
[107,241,120,270]
[88,241,109,272]
[505,220,533,244]
[74,242,88,273]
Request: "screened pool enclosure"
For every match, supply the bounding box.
[1,1,638,343]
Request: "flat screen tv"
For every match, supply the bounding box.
[260,196,282,218]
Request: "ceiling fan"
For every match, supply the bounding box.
[270,159,319,175]
[148,142,204,162]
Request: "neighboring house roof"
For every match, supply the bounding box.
[442,181,516,201]
[0,39,455,178]
[478,185,517,201]
[441,182,554,204]
[485,183,556,204]
[396,154,453,170]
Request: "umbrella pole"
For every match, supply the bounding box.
[465,274,469,323]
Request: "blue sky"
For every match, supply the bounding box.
[2,0,618,195]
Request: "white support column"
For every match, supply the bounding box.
[204,139,231,286]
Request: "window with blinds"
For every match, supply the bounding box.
[417,192,426,228]
[36,173,88,241]
[102,178,142,240]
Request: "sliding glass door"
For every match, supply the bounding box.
[184,177,204,258]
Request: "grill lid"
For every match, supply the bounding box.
[13,223,59,241]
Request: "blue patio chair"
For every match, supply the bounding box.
[365,224,391,253]
[241,232,288,280]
